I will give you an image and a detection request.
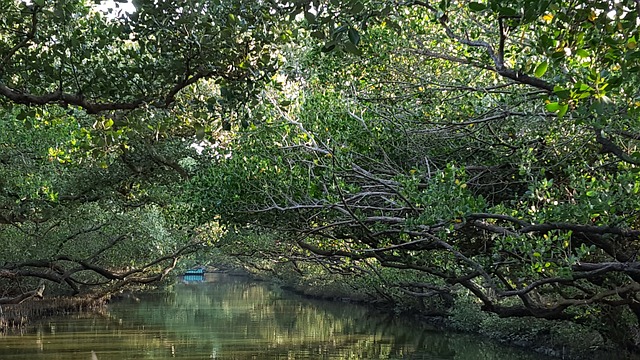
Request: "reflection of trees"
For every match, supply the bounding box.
[112,276,432,358]
[0,275,546,359]
[106,275,544,359]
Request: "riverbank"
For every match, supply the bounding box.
[223,267,637,360]
[298,284,638,360]
[0,296,105,332]
[2,268,635,360]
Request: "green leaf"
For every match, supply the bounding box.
[344,42,362,55]
[321,41,336,52]
[332,25,348,38]
[344,42,363,55]
[310,31,325,40]
[546,102,560,112]
[534,61,548,77]
[348,28,360,46]
[195,126,205,140]
[304,11,315,24]
[553,85,571,99]
[557,103,569,118]
[576,49,590,57]
[468,2,487,11]
[350,2,364,14]
[104,118,114,129]
[498,7,518,16]
[578,83,592,91]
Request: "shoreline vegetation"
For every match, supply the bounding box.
[0,268,637,360]
[221,267,639,360]
[2,1,640,359]
[0,296,106,332]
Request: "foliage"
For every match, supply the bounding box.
[186,0,640,351]
[0,0,288,115]
[0,103,206,298]
[2,0,640,353]
[0,0,295,299]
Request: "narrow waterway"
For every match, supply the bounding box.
[0,274,552,359]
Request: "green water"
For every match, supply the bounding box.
[0,274,551,359]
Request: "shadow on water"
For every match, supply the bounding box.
[0,274,553,360]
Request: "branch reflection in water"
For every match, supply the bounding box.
[0,274,551,360]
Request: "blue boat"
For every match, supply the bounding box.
[182,267,206,282]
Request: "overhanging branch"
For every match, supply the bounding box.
[0,83,147,114]
[411,0,554,92]
[0,69,224,114]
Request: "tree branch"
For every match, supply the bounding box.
[412,0,554,92]
[0,283,45,305]
[0,5,40,72]
[595,129,640,166]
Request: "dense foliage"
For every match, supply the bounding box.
[2,0,640,353]
[0,0,291,300]
[190,0,640,351]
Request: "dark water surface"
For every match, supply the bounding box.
[0,274,552,359]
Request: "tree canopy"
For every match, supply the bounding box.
[0,0,292,300]
[2,0,640,352]
[191,0,640,350]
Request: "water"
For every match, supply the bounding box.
[0,274,551,359]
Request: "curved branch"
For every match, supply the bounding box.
[498,263,625,297]
[0,69,221,114]
[519,222,640,237]
[0,83,147,114]
[411,0,554,92]
[0,5,40,71]
[467,212,640,238]
[467,213,529,227]
[595,129,640,166]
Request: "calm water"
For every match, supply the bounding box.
[0,274,551,360]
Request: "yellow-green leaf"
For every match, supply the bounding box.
[534,61,548,77]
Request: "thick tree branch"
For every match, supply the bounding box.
[0,69,224,114]
[0,83,147,113]
[467,212,640,238]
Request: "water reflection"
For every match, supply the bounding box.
[0,274,550,360]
